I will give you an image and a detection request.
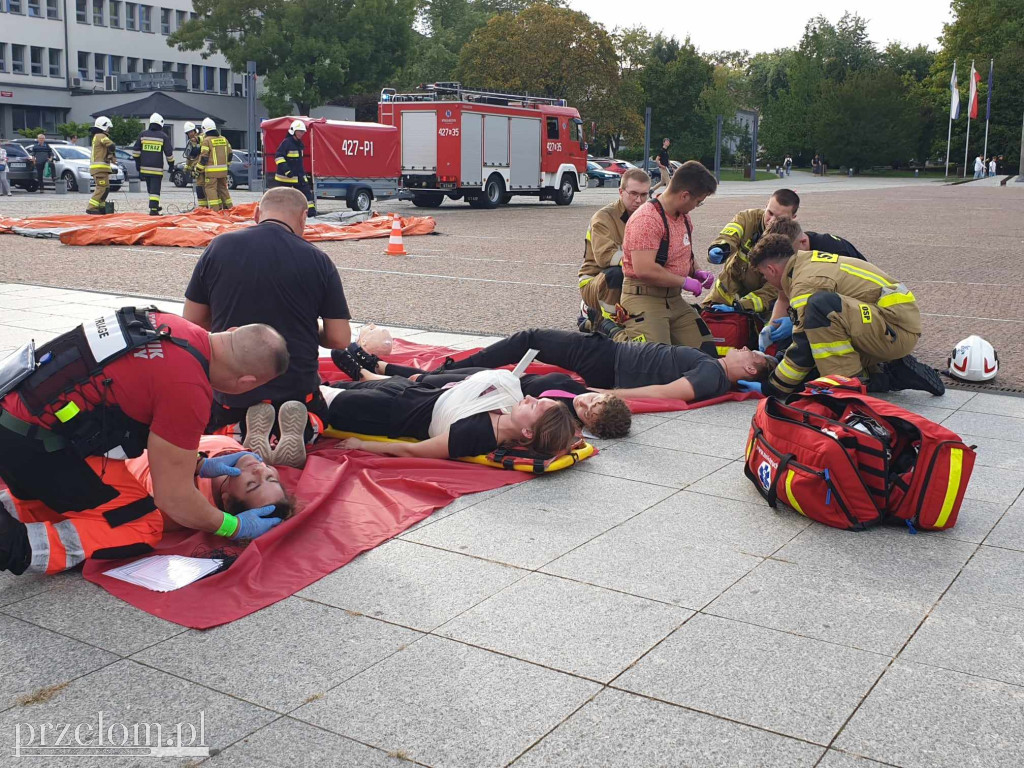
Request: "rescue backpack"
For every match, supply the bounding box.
[744,376,975,531]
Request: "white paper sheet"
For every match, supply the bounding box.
[104,555,223,592]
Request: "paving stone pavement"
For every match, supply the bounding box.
[1,282,1023,767]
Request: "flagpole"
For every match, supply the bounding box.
[982,58,993,169]
[946,60,957,178]
[963,59,974,178]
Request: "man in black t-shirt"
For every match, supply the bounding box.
[650,138,672,197]
[184,187,351,464]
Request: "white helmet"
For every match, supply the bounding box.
[288,119,306,135]
[948,335,998,381]
[149,112,164,127]
[201,117,217,133]
[94,116,113,132]
[183,121,197,133]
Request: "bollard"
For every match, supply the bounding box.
[54,178,66,195]
[915,169,919,178]
[128,178,140,193]
[848,168,853,177]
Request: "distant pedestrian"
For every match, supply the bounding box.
[973,155,984,179]
[784,154,792,176]
[69,134,79,147]
[27,134,54,193]
[650,138,671,197]
[812,154,821,175]
[988,157,997,177]
[0,144,11,196]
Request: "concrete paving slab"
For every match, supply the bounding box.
[942,411,1024,443]
[836,660,1024,768]
[513,689,825,768]
[437,572,691,682]
[575,440,732,489]
[707,558,940,656]
[624,418,752,460]
[398,485,517,536]
[959,392,1024,419]
[943,545,1024,611]
[984,497,1024,550]
[962,464,1024,506]
[686,460,768,505]
[963,435,1024,471]
[293,635,600,768]
[671,398,760,425]
[131,597,421,712]
[614,613,890,744]
[817,750,904,767]
[297,539,525,631]
[943,499,1008,544]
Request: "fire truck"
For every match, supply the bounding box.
[378,82,588,208]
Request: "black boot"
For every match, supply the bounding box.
[885,355,946,396]
[330,347,364,381]
[592,311,626,340]
[347,341,380,373]
[429,356,456,375]
[0,500,31,575]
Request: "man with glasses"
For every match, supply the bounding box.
[577,168,651,334]
[616,160,719,351]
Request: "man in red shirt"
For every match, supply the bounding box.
[0,309,290,575]
[618,160,719,352]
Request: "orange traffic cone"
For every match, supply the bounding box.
[385,215,408,256]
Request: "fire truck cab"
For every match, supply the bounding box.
[379,82,588,208]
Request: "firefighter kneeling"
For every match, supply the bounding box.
[745,234,944,398]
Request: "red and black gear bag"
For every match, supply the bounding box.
[744,375,976,531]
[700,306,781,357]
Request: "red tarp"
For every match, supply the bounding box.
[81,338,753,628]
[0,205,435,248]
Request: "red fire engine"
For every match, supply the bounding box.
[378,82,588,208]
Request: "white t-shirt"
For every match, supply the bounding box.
[989,160,997,173]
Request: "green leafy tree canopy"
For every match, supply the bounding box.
[108,116,145,146]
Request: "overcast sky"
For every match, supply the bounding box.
[565,0,953,55]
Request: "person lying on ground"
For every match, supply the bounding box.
[354,365,632,439]
[339,328,775,407]
[320,369,578,460]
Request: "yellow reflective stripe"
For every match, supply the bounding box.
[720,222,743,238]
[790,293,811,309]
[877,290,916,308]
[286,151,300,157]
[839,263,896,288]
[934,448,963,528]
[713,279,735,303]
[777,358,807,383]
[55,402,81,423]
[815,377,845,386]
[275,157,287,164]
[140,169,163,175]
[578,276,593,287]
[743,293,765,313]
[784,470,805,515]
[275,175,298,183]
[810,340,856,358]
[89,163,112,170]
[585,228,592,242]
[206,165,228,172]
[745,437,754,461]
[716,345,734,356]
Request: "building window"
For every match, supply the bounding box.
[0,45,6,74]
[76,0,87,22]
[30,46,44,76]
[160,7,169,34]
[9,0,23,13]
[161,60,172,72]
[219,68,229,93]
[46,0,58,18]
[176,62,186,78]
[204,65,215,91]
[127,56,138,72]
[108,0,120,27]
[28,0,41,18]
[12,107,61,133]
[94,52,104,81]
[175,8,184,28]
[191,64,200,90]
[92,0,103,25]
[109,55,121,74]
[48,48,61,77]
[142,58,153,73]
[78,51,89,79]
[125,1,135,28]
[140,4,151,32]
[12,44,25,74]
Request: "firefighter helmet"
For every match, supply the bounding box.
[183,121,197,134]
[288,120,306,135]
[201,117,217,133]
[94,116,113,132]
[948,335,998,381]
[149,112,164,127]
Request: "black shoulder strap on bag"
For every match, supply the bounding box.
[652,199,670,266]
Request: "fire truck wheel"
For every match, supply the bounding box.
[479,174,505,209]
[411,192,445,208]
[554,174,576,206]
[501,193,513,204]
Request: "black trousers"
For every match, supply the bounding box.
[447,329,617,389]
[34,162,49,190]
[143,174,163,213]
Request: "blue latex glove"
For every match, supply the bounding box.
[758,325,772,352]
[737,380,763,395]
[232,506,281,540]
[708,246,726,264]
[711,304,736,313]
[198,451,261,479]
[768,317,793,342]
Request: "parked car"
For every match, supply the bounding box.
[593,158,640,176]
[11,137,69,147]
[2,142,37,191]
[49,144,125,193]
[228,150,263,189]
[586,161,620,188]
[114,147,141,182]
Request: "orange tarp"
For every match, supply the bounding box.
[0,204,435,247]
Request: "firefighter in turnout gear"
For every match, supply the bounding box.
[131,112,175,215]
[197,117,232,211]
[702,189,800,316]
[274,119,317,216]
[747,234,943,398]
[85,116,116,215]
[578,168,650,336]
[182,121,206,208]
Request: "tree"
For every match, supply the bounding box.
[16,127,45,139]
[799,13,879,82]
[56,121,93,140]
[169,0,416,115]
[108,116,145,146]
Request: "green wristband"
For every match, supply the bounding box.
[215,513,239,538]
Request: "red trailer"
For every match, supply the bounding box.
[261,116,401,211]
[378,82,588,208]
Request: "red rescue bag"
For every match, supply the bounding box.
[744,376,976,531]
[701,306,762,356]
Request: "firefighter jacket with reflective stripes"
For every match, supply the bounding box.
[89,132,116,177]
[766,250,921,397]
[198,133,232,179]
[579,198,629,280]
[705,207,777,313]
[274,134,306,183]
[131,129,174,175]
[183,139,201,173]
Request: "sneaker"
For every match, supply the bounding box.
[885,355,946,396]
[348,341,380,373]
[577,300,592,333]
[330,347,364,381]
[270,401,308,468]
[429,356,455,375]
[242,402,275,462]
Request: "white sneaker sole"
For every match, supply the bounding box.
[242,403,275,462]
[270,401,308,468]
